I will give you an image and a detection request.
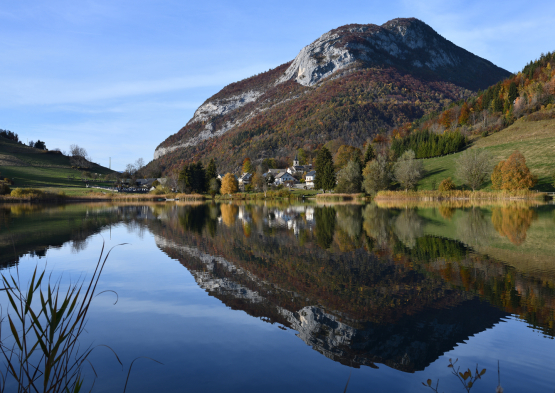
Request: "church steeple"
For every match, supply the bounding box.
[293,152,299,166]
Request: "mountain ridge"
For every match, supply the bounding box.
[151,18,511,174]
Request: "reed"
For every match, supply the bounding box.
[215,189,294,200]
[374,189,546,201]
[0,244,122,392]
[316,193,366,201]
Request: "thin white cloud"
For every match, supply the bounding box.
[0,65,271,106]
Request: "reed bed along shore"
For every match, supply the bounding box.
[0,188,207,203]
[315,193,366,201]
[374,198,548,209]
[215,189,299,200]
[374,189,547,201]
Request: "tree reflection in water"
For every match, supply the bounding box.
[491,206,538,245]
[2,201,555,375]
[140,202,555,372]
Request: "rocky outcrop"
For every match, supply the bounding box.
[276,18,496,87]
[188,90,263,125]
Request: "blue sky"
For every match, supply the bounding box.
[1,0,553,170]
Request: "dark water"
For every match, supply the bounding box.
[1,201,555,392]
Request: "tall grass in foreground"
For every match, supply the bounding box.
[0,244,124,393]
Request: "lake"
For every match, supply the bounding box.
[1,201,555,392]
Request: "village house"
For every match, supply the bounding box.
[274,171,297,186]
[238,172,252,186]
[286,153,312,175]
[305,170,316,188]
[135,178,159,189]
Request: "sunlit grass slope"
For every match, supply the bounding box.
[0,137,114,190]
[418,116,555,192]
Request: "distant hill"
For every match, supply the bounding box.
[0,137,114,189]
[149,17,510,174]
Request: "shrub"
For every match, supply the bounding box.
[438,178,456,191]
[491,151,538,190]
[10,188,44,197]
[150,185,171,195]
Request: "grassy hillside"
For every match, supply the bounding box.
[418,113,555,192]
[0,137,114,192]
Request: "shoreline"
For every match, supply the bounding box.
[374,190,549,202]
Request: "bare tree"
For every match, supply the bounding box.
[69,144,91,168]
[135,158,145,170]
[393,150,424,191]
[362,154,392,194]
[455,149,493,191]
[168,169,179,191]
[125,163,137,177]
[335,159,362,193]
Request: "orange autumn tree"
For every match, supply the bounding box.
[491,151,537,190]
[458,102,470,125]
[220,173,238,195]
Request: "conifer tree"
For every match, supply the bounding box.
[206,158,217,182]
[315,147,336,192]
[363,143,375,166]
[508,81,519,104]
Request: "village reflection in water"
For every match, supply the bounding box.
[2,200,554,377]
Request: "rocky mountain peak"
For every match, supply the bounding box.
[276,18,497,90]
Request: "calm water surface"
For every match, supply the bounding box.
[1,201,555,392]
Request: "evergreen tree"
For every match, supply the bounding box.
[314,206,336,249]
[190,162,206,193]
[34,140,46,150]
[179,162,207,193]
[206,158,217,181]
[314,147,336,192]
[178,164,192,193]
[493,96,504,112]
[363,143,375,166]
[508,82,519,104]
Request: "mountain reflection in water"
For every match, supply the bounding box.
[1,201,555,376]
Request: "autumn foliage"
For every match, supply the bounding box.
[438,177,456,191]
[491,151,537,190]
[492,206,538,245]
[220,173,238,195]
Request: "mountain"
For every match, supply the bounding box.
[151,18,511,174]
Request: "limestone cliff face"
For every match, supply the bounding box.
[276,18,480,87]
[152,18,510,171]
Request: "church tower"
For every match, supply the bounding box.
[293,152,299,166]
